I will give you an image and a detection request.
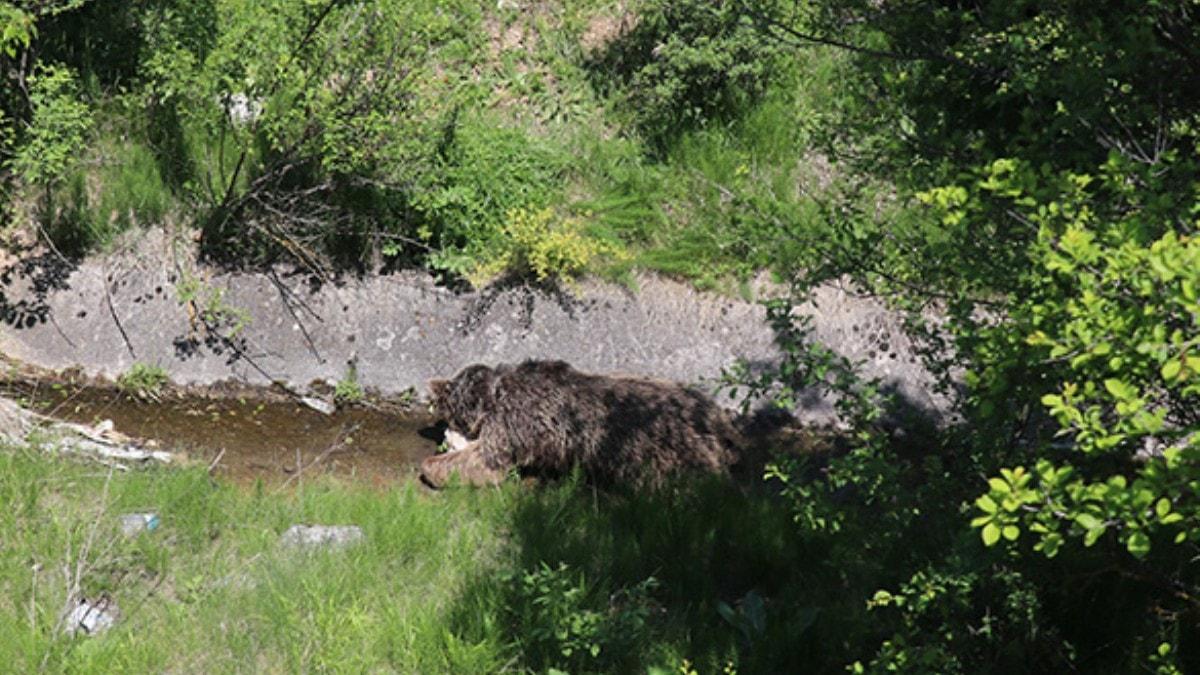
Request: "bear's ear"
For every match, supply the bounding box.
[428,379,450,400]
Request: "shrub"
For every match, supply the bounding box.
[469,206,626,285]
[10,64,92,189]
[956,158,1200,670]
[415,115,572,276]
[506,562,658,673]
[8,62,94,251]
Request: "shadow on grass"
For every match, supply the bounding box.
[447,475,882,673]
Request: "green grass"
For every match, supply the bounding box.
[0,442,871,673]
[623,49,851,286]
[0,444,513,672]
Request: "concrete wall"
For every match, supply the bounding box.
[0,231,948,424]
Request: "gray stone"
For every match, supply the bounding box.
[280,524,364,550]
[225,93,262,125]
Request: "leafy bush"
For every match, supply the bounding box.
[415,115,572,274]
[975,224,1200,556]
[506,562,658,673]
[934,156,1200,670]
[10,64,92,184]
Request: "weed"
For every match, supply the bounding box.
[175,274,251,338]
[117,363,168,400]
[395,386,418,408]
[333,362,364,405]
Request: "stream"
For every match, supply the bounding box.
[1,380,440,485]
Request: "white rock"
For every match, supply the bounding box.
[280,524,364,550]
[300,396,336,415]
[226,93,262,125]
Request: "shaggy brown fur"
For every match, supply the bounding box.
[419,360,739,488]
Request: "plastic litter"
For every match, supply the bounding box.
[119,512,160,536]
[65,597,118,636]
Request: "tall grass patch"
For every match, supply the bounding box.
[633,49,848,285]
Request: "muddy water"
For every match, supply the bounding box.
[3,382,440,486]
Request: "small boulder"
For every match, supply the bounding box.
[300,396,336,415]
[280,524,364,550]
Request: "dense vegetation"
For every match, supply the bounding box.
[0,0,824,286]
[2,0,1199,672]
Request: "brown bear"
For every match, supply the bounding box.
[419,360,740,488]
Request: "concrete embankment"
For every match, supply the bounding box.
[0,230,946,424]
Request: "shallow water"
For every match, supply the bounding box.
[3,381,440,485]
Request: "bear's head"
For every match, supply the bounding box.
[428,364,496,436]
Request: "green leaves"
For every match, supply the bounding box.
[1057,225,1100,267]
[969,171,1200,566]
[1102,378,1136,402]
[981,522,1001,546]
[1073,512,1101,530]
[1125,531,1150,558]
[972,466,1039,547]
[0,3,35,58]
[1073,512,1107,547]
[10,64,93,187]
[1161,359,1182,382]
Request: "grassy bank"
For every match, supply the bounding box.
[0,0,851,288]
[0,443,860,673]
